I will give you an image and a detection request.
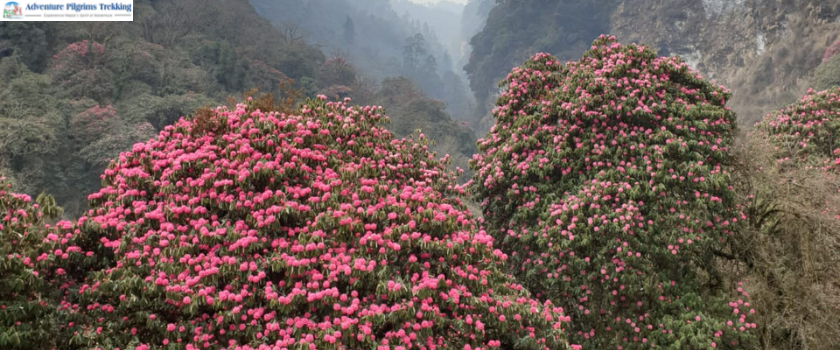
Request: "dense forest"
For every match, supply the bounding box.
[3,0,840,349]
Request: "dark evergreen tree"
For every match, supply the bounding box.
[342,15,355,44]
[402,33,426,72]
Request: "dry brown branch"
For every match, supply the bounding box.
[727,131,840,349]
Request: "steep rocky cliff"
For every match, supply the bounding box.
[467,0,840,127]
[612,0,840,124]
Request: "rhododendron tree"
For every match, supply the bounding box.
[247,59,288,94]
[51,40,105,73]
[49,40,113,102]
[756,88,840,171]
[823,40,840,63]
[0,176,63,349]
[70,104,120,147]
[470,36,757,349]
[33,96,572,349]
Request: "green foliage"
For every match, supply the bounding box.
[0,23,56,71]
[121,92,216,130]
[214,41,245,89]
[813,54,840,93]
[0,176,62,350]
[0,56,67,200]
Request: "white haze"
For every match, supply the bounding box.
[407,0,469,4]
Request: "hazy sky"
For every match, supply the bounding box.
[406,0,469,4]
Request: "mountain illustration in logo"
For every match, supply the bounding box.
[3,2,22,19]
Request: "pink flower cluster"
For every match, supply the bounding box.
[52,40,104,71]
[758,87,840,172]
[823,40,840,63]
[70,105,118,143]
[0,177,39,239]
[31,97,573,349]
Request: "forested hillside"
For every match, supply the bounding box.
[0,0,476,216]
[391,0,464,62]
[0,0,324,215]
[458,0,494,80]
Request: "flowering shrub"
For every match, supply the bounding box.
[0,176,62,349]
[247,60,288,93]
[756,87,840,172]
[52,40,105,73]
[36,97,571,349]
[470,36,756,349]
[70,105,119,146]
[823,40,840,63]
[50,40,106,87]
[49,41,112,101]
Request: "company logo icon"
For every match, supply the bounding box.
[3,2,22,19]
